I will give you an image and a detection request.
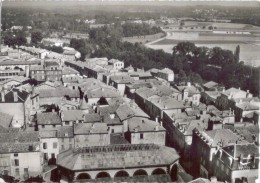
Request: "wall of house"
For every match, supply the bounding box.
[74,134,110,147]
[10,152,43,180]
[38,124,62,131]
[0,154,11,176]
[130,131,165,145]
[108,124,124,134]
[40,138,59,162]
[58,138,74,153]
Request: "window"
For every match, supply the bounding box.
[51,153,55,159]
[61,138,64,143]
[24,168,28,174]
[44,153,48,160]
[42,125,45,128]
[140,133,144,139]
[4,170,8,175]
[14,159,19,166]
[53,142,57,149]
[15,168,19,176]
[69,138,72,142]
[69,144,73,149]
[111,129,115,133]
[43,142,47,149]
[52,125,56,128]
[14,153,18,157]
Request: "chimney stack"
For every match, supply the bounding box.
[1,89,5,102]
[13,91,18,102]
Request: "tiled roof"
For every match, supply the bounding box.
[0,56,41,66]
[85,114,101,123]
[39,87,80,98]
[57,144,179,171]
[62,110,86,121]
[116,104,135,121]
[0,88,30,103]
[0,142,40,153]
[62,67,79,75]
[39,130,57,138]
[203,81,219,89]
[236,103,259,111]
[0,112,13,128]
[202,129,247,147]
[57,126,74,138]
[150,96,185,110]
[0,131,39,143]
[223,143,259,158]
[204,91,221,99]
[37,112,62,125]
[86,88,119,99]
[73,123,108,135]
[128,117,165,132]
[0,76,29,85]
[189,178,211,183]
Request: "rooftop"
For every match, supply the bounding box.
[73,123,108,135]
[37,112,62,125]
[0,112,13,128]
[0,88,30,103]
[57,144,179,171]
[128,117,165,132]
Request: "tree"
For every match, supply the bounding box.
[234,45,240,63]
[31,31,43,44]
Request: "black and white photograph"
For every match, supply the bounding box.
[0,0,259,182]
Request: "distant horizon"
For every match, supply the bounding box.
[2,0,260,8]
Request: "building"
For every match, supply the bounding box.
[215,88,253,110]
[150,68,174,82]
[36,112,62,131]
[107,59,124,70]
[57,126,74,153]
[30,60,62,82]
[73,123,110,147]
[175,82,201,106]
[203,81,224,91]
[0,88,31,128]
[191,129,249,179]
[213,144,259,183]
[0,131,42,180]
[126,117,166,145]
[39,130,59,164]
[56,144,180,182]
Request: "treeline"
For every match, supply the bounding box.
[172,42,259,95]
[122,23,162,37]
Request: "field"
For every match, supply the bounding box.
[146,21,260,67]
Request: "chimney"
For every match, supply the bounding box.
[1,89,5,102]
[160,121,163,126]
[52,108,55,113]
[13,91,18,102]
[187,82,191,87]
[210,176,217,183]
[222,88,225,92]
[155,125,159,131]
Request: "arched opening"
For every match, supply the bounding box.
[170,164,178,181]
[76,173,91,180]
[95,172,111,179]
[114,170,129,177]
[133,169,148,176]
[152,168,167,175]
